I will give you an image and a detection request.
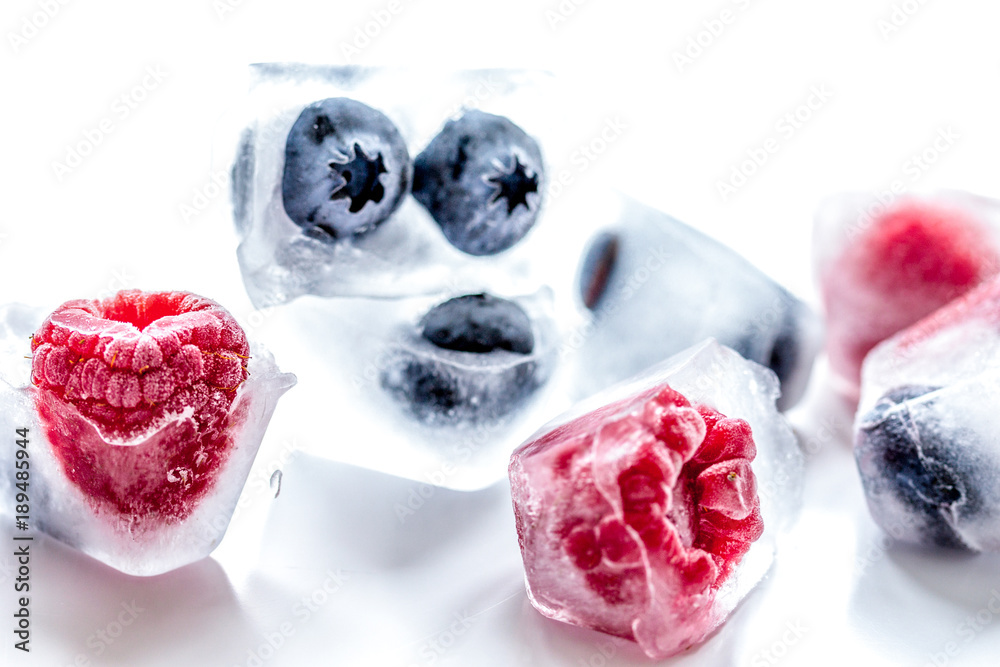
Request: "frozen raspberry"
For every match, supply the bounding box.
[822,198,1000,388]
[509,385,763,658]
[30,290,251,526]
[894,272,1000,349]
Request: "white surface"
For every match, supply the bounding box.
[3,0,1000,665]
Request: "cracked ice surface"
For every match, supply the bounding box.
[856,274,1000,552]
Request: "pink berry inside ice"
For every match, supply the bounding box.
[30,290,250,524]
[509,385,763,658]
[822,199,1000,387]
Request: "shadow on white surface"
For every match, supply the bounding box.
[1,519,256,667]
[851,537,1000,665]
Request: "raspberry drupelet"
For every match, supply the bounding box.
[510,384,764,658]
[30,290,251,526]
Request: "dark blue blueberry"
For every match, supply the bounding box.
[855,385,983,550]
[399,361,460,414]
[412,110,544,256]
[578,232,620,311]
[575,226,815,409]
[420,293,533,355]
[381,293,543,425]
[231,127,255,235]
[384,358,539,424]
[282,97,410,240]
[731,290,813,411]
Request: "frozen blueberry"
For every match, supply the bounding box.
[420,293,534,354]
[578,232,619,311]
[575,226,816,410]
[412,110,544,256]
[282,97,410,240]
[381,294,543,425]
[855,385,985,550]
[231,127,255,235]
[763,320,801,397]
[385,358,539,424]
[730,293,816,410]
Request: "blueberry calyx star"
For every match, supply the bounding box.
[329,143,388,213]
[488,156,538,215]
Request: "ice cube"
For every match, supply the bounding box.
[815,190,1000,397]
[229,64,561,306]
[572,195,821,410]
[509,339,803,659]
[855,273,1000,551]
[0,298,295,576]
[253,287,568,491]
[380,293,549,425]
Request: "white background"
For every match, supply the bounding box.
[3,0,1000,665]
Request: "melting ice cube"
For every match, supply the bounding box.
[815,190,1000,397]
[509,339,803,658]
[856,273,1000,551]
[573,195,821,410]
[0,300,295,576]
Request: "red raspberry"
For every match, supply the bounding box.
[510,385,763,655]
[895,272,1000,349]
[824,200,1000,385]
[556,391,762,604]
[30,290,250,526]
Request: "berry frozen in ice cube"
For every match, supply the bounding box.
[30,290,253,521]
[381,293,548,424]
[855,273,1000,551]
[232,66,557,305]
[2,290,296,575]
[510,340,803,658]
[573,197,821,410]
[282,97,411,240]
[816,191,1000,395]
[412,110,544,256]
[855,385,984,550]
